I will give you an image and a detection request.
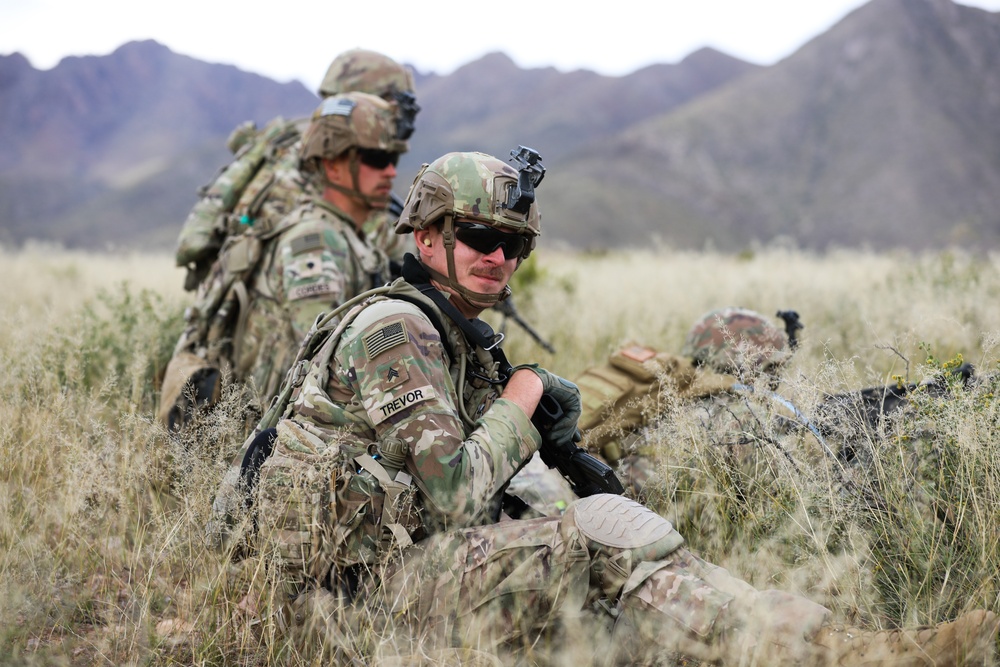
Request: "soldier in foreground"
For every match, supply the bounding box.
[214,150,998,665]
[160,92,407,430]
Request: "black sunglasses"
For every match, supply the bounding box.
[454,223,529,260]
[357,149,400,170]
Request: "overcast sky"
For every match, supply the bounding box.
[3,0,1000,92]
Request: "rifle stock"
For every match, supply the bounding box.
[532,393,624,497]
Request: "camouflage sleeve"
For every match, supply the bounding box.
[271,213,355,337]
[338,301,541,526]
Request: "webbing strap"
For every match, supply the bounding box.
[355,453,415,549]
[340,219,387,285]
[230,280,252,366]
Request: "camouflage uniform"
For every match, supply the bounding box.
[581,309,800,500]
[231,277,838,665]
[160,92,403,429]
[174,48,419,289]
[236,196,390,405]
[210,153,997,666]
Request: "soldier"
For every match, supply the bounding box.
[508,307,804,506]
[212,150,998,666]
[159,92,407,431]
[173,48,419,290]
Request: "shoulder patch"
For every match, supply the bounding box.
[363,318,409,359]
[620,344,658,363]
[290,232,324,256]
[376,359,409,390]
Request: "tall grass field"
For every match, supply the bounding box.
[3,242,1000,665]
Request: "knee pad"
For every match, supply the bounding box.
[561,494,684,597]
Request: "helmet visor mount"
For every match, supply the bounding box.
[392,90,420,141]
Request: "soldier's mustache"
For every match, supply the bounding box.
[471,266,506,280]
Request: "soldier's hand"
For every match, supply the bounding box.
[515,365,582,446]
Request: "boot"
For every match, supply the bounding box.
[811,609,999,666]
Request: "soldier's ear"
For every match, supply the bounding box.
[322,155,350,185]
[414,229,434,259]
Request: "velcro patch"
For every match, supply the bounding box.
[620,345,657,363]
[290,232,323,256]
[288,281,337,301]
[369,385,436,425]
[363,319,409,359]
[376,360,409,390]
[320,97,357,117]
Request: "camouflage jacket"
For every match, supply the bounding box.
[172,195,389,409]
[284,278,542,531]
[363,208,416,270]
[176,116,411,290]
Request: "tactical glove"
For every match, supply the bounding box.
[514,364,582,446]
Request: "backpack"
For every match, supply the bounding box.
[175,117,307,291]
[160,217,294,430]
[252,418,422,586]
[576,343,735,462]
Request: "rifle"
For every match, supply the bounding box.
[494,296,556,354]
[815,362,975,463]
[531,393,624,497]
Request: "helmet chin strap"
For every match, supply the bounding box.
[322,149,390,209]
[423,215,511,308]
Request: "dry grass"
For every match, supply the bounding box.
[4,242,1000,664]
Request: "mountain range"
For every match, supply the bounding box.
[1,0,998,253]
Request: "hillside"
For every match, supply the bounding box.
[0,41,753,252]
[0,40,318,248]
[2,0,999,252]
[542,0,1000,250]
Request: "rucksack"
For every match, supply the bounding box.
[160,214,296,431]
[175,117,307,291]
[576,343,736,463]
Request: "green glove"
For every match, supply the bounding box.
[514,364,582,445]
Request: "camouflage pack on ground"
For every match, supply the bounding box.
[208,281,428,576]
[253,418,422,588]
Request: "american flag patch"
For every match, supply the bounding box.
[320,97,356,117]
[363,319,409,359]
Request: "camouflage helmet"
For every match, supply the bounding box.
[318,48,415,100]
[299,92,408,170]
[398,149,544,306]
[396,150,542,258]
[682,307,791,376]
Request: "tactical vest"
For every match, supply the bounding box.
[161,197,388,430]
[223,279,504,587]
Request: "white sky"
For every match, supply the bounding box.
[3,0,1000,91]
